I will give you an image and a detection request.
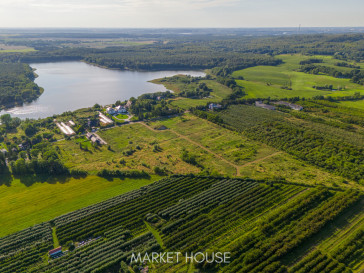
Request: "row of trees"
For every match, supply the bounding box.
[300,63,364,85]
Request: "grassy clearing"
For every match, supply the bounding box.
[340,99,364,110]
[232,54,364,99]
[152,76,232,109]
[115,114,128,119]
[238,152,358,189]
[144,222,165,249]
[0,44,36,53]
[52,227,59,248]
[150,114,276,165]
[151,114,356,187]
[170,80,233,109]
[0,48,36,53]
[55,122,236,176]
[0,175,159,237]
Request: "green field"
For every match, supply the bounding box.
[232,54,364,99]
[152,77,233,109]
[219,104,364,186]
[54,114,358,188]
[340,99,364,110]
[0,48,36,53]
[150,114,352,188]
[115,113,128,119]
[2,176,363,273]
[0,175,159,237]
[0,44,36,53]
[55,122,236,176]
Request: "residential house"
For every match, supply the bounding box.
[115,105,127,113]
[106,107,116,115]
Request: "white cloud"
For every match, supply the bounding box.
[0,0,362,28]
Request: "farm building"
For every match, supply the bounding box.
[86,132,107,145]
[255,101,276,110]
[273,101,303,111]
[99,112,113,124]
[209,103,222,110]
[48,246,62,257]
[56,122,76,136]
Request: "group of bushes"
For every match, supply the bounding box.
[97,169,150,179]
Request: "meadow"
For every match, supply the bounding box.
[340,99,364,110]
[54,113,357,188]
[55,122,236,176]
[150,114,352,188]
[232,54,364,99]
[152,77,233,109]
[0,175,159,237]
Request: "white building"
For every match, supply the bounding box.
[209,103,222,110]
[106,107,116,115]
[115,105,127,113]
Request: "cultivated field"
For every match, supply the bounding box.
[1,176,362,273]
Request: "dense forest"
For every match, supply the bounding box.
[0,63,42,108]
[1,33,363,73]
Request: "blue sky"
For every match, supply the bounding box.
[0,0,363,28]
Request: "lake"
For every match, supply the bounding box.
[1,61,205,119]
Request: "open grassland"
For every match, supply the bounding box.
[170,80,233,109]
[238,152,357,189]
[57,114,280,178]
[152,77,233,109]
[150,114,352,187]
[340,99,364,110]
[151,114,278,165]
[0,44,36,53]
[54,113,359,187]
[61,39,155,48]
[0,175,159,237]
[232,54,364,99]
[55,122,236,176]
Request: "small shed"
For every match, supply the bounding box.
[48,246,62,257]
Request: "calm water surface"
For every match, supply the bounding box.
[1,61,205,119]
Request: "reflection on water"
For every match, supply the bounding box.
[1,62,205,119]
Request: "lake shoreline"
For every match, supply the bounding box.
[0,61,205,119]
